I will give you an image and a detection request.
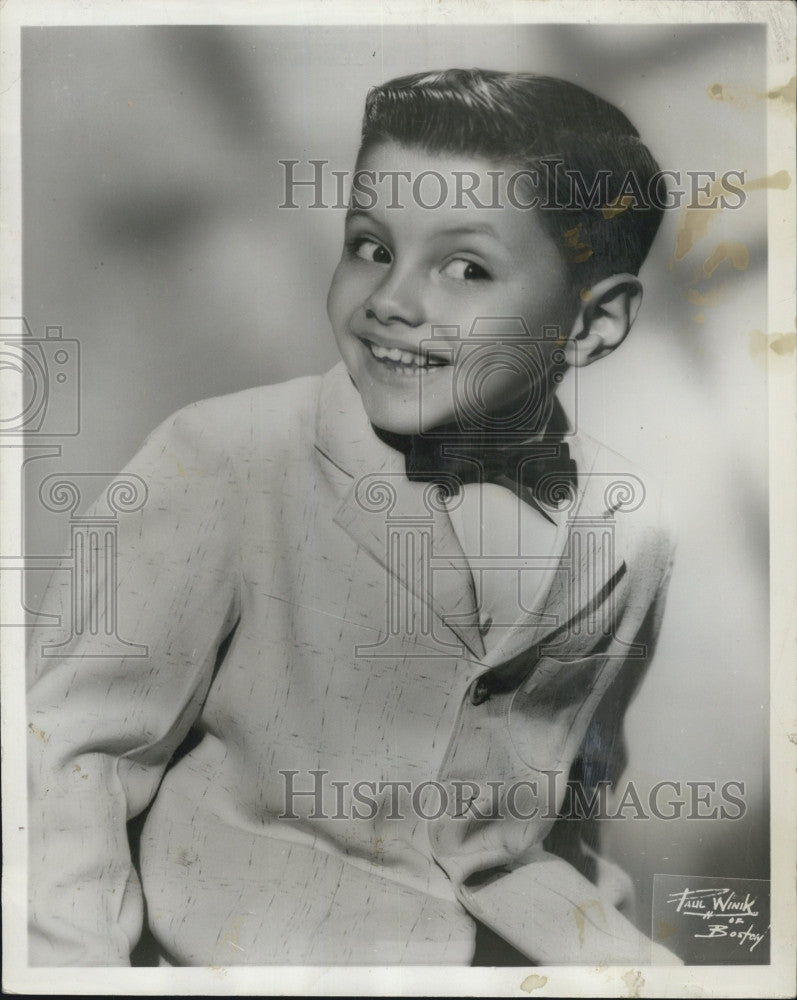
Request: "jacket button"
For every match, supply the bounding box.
[469,675,491,705]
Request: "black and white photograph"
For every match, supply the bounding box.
[1,1,795,996]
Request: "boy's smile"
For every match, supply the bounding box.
[326,142,580,436]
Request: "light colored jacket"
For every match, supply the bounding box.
[28,363,678,966]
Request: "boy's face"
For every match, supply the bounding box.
[327,141,580,436]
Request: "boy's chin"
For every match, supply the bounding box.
[364,404,448,438]
[367,412,428,437]
[356,390,448,438]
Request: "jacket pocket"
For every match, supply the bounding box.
[507,652,615,774]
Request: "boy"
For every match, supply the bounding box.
[28,69,678,966]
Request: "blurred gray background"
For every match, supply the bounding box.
[21,24,770,937]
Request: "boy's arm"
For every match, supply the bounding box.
[463,573,680,966]
[552,558,676,922]
[429,529,680,964]
[27,403,241,966]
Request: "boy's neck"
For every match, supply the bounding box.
[372,395,572,482]
[373,392,569,451]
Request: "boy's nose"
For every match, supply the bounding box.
[363,270,424,328]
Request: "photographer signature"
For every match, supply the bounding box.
[666,887,769,953]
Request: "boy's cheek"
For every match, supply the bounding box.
[326,263,353,328]
[327,259,370,315]
[326,280,344,331]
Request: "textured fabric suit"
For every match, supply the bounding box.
[28,362,677,966]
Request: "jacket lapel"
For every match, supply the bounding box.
[478,432,628,669]
[315,364,485,660]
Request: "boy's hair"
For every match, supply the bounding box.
[359,69,664,287]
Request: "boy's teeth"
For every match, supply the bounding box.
[368,341,429,368]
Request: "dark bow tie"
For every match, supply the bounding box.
[372,417,577,522]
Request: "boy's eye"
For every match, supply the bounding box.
[441,258,491,281]
[350,237,392,264]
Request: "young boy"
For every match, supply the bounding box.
[28,69,678,967]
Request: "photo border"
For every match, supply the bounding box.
[2,1,794,996]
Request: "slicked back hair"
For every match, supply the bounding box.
[358,69,664,288]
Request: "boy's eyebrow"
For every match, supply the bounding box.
[431,223,501,240]
[345,207,377,225]
[344,208,500,241]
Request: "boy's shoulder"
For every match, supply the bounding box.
[571,426,677,566]
[152,370,327,456]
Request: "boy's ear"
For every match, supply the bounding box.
[563,273,643,368]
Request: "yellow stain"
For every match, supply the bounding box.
[707,75,796,113]
[686,287,722,307]
[563,224,593,262]
[654,919,677,940]
[621,969,645,998]
[673,172,789,263]
[703,241,749,277]
[749,329,796,360]
[742,169,791,193]
[573,899,606,948]
[520,974,549,993]
[600,194,634,220]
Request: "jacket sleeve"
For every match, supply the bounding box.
[461,560,681,966]
[544,546,677,919]
[27,403,241,966]
[428,523,681,964]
